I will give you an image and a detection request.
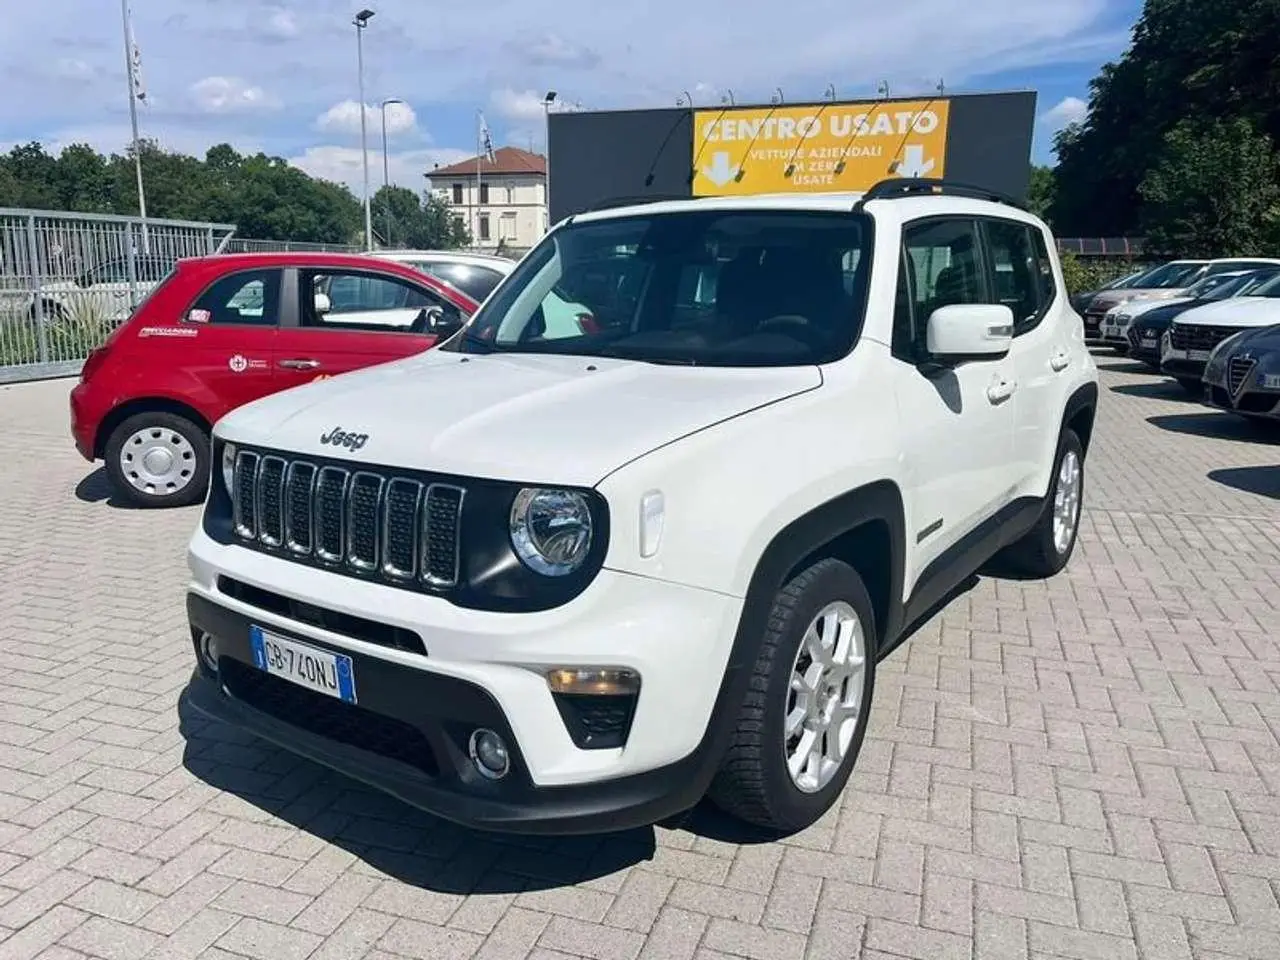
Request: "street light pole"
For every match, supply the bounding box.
[542,91,556,229]
[380,97,404,247]
[353,9,375,251]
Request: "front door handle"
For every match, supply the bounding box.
[279,358,320,370]
[987,378,1017,404]
[1050,351,1070,372]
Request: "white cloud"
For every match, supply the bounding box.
[289,145,471,193]
[1041,95,1088,130]
[316,100,417,137]
[513,33,600,69]
[264,8,299,40]
[489,88,584,123]
[190,76,280,114]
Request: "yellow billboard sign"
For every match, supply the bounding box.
[691,99,951,196]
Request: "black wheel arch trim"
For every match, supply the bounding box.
[682,480,907,803]
[1060,380,1099,453]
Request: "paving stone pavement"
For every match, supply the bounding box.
[1,353,1278,960]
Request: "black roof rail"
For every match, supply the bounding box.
[581,194,696,213]
[854,177,1026,211]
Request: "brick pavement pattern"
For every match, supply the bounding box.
[1,354,1279,960]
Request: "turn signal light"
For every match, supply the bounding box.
[546,667,640,696]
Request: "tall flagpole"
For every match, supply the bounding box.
[120,0,148,252]
[475,110,482,247]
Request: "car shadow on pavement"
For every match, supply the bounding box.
[1148,412,1280,445]
[1208,465,1280,500]
[74,466,142,509]
[1092,357,1151,375]
[177,690,661,893]
[1110,380,1193,401]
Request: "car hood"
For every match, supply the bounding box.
[214,349,823,487]
[1091,288,1187,312]
[1174,297,1280,329]
[1119,297,1189,319]
[1218,322,1280,354]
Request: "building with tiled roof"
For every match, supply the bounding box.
[427,147,547,252]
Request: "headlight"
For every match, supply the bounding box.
[510,488,594,576]
[221,442,237,492]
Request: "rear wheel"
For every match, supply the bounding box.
[708,558,876,833]
[999,429,1085,578]
[104,411,209,508]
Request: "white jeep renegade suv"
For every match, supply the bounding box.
[182,179,1099,835]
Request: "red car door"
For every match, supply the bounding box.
[160,266,282,420]
[273,265,474,390]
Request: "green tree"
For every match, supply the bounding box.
[373,185,470,249]
[1138,116,1280,256]
[1051,0,1280,237]
[1026,165,1056,225]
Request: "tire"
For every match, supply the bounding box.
[999,429,1085,578]
[104,411,210,508]
[1175,377,1202,396]
[708,557,877,833]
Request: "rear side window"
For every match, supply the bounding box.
[189,269,281,326]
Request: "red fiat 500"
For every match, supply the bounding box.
[70,251,477,508]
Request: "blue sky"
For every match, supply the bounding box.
[0,0,1144,193]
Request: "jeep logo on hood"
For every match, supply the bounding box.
[320,427,369,452]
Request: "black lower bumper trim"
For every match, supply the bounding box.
[184,593,712,835]
[1162,358,1207,379]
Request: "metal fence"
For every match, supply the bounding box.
[1,208,237,384]
[224,238,358,254]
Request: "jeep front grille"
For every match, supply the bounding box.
[231,449,464,589]
[1169,324,1236,352]
[1228,356,1257,396]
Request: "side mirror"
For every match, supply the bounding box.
[313,292,331,315]
[427,307,465,338]
[924,304,1013,364]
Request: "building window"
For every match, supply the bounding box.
[479,183,490,205]
[452,183,463,204]
[499,212,517,241]
[506,185,515,204]
[478,214,491,241]
[452,216,465,234]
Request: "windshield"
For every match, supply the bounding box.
[1248,273,1280,298]
[1189,274,1244,299]
[441,209,872,366]
[1139,261,1206,289]
[1111,269,1153,290]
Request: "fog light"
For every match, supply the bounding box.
[468,729,510,780]
[547,667,641,696]
[198,632,219,670]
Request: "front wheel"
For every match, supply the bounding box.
[999,428,1085,578]
[104,411,210,508]
[708,558,877,833]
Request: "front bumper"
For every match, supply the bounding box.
[1160,348,1210,381]
[1202,361,1280,418]
[1126,326,1165,365]
[184,528,745,833]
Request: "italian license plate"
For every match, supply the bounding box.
[249,626,356,703]
[1140,337,1157,349]
[1189,349,1211,361]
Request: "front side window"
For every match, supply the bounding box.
[190,269,281,325]
[442,210,872,366]
[303,269,462,333]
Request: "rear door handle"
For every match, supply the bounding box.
[279,358,320,370]
[1050,351,1070,372]
[987,378,1017,404]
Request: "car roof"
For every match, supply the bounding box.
[373,250,514,266]
[565,190,1046,230]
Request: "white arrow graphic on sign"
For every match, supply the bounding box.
[701,151,741,187]
[895,144,936,178]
